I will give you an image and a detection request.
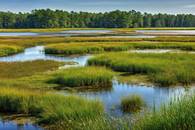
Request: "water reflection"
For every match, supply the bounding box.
[0,120,42,130]
[101,35,156,38]
[62,30,113,34]
[74,81,194,116]
[0,46,91,67]
[0,30,113,37]
[0,32,38,36]
[137,30,195,35]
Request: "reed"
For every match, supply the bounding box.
[50,66,114,88]
[133,95,195,130]
[121,94,145,113]
[45,42,134,55]
[147,36,195,42]
[0,45,23,56]
[88,52,195,86]
[0,87,104,127]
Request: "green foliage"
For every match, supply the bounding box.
[0,9,195,28]
[121,94,145,113]
[88,52,195,86]
[50,67,114,88]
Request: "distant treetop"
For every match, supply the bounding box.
[0,9,194,28]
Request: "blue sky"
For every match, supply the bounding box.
[0,0,195,14]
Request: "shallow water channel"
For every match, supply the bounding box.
[0,30,157,38]
[0,46,90,67]
[0,120,42,130]
[0,45,195,129]
[0,30,113,37]
[137,30,195,35]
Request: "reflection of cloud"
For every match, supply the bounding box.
[184,4,195,8]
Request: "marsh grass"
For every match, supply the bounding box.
[131,42,195,51]
[121,95,145,113]
[0,87,104,128]
[0,60,63,78]
[48,93,195,130]
[0,45,23,56]
[0,28,110,32]
[147,36,195,42]
[45,41,195,56]
[133,95,195,130]
[88,52,195,86]
[2,35,195,55]
[117,74,150,85]
[50,66,114,88]
[45,42,134,55]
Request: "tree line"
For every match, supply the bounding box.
[0,9,195,28]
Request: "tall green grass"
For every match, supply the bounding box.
[131,42,195,51]
[50,66,114,88]
[45,41,195,55]
[121,94,145,113]
[0,87,104,128]
[133,95,195,130]
[45,42,133,55]
[0,36,141,48]
[0,45,23,56]
[147,36,195,42]
[88,52,195,86]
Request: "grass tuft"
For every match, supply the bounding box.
[133,95,195,130]
[0,45,23,56]
[121,94,145,113]
[88,52,195,86]
[0,87,104,128]
[50,66,114,88]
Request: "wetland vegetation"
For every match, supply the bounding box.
[133,95,195,130]
[0,87,104,129]
[0,45,23,56]
[50,67,114,88]
[0,28,195,130]
[88,52,195,86]
[121,94,145,113]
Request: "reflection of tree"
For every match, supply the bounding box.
[17,124,24,130]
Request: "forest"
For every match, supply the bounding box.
[0,9,195,28]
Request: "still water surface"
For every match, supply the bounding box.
[137,30,195,35]
[0,120,42,130]
[0,46,90,67]
[69,81,194,116]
